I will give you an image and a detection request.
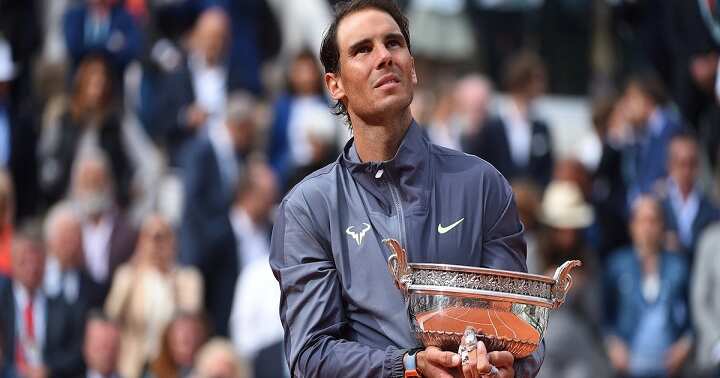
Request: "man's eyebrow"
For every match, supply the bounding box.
[348,38,372,54]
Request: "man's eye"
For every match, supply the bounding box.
[357,46,371,54]
[388,40,402,48]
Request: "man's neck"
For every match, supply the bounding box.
[351,110,412,162]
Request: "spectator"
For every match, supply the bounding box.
[464,50,554,189]
[536,180,607,378]
[454,73,493,144]
[658,134,719,257]
[105,213,203,378]
[620,72,683,202]
[510,180,542,274]
[691,223,720,376]
[144,312,208,378]
[83,311,122,378]
[267,50,341,190]
[39,55,134,209]
[0,169,14,277]
[42,203,103,311]
[192,338,250,378]
[68,151,137,305]
[603,196,692,378]
[63,0,141,77]
[0,232,85,377]
[179,93,256,336]
[155,7,247,164]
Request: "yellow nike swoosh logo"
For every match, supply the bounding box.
[437,218,464,234]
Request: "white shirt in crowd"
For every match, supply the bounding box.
[44,256,80,303]
[667,180,700,249]
[500,99,532,168]
[13,284,47,366]
[189,53,227,132]
[82,215,114,283]
[229,208,270,271]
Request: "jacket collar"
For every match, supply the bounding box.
[340,121,430,213]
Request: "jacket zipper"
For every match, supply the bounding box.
[384,169,406,251]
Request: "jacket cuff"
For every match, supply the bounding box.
[386,347,409,378]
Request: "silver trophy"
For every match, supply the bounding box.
[384,239,581,358]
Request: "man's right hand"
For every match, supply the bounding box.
[416,346,461,378]
[606,336,630,374]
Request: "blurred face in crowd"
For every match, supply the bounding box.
[550,227,581,254]
[83,318,121,375]
[72,159,113,219]
[227,118,255,154]
[48,211,84,270]
[12,238,45,293]
[290,55,322,96]
[192,9,230,65]
[137,214,175,271]
[668,137,699,195]
[630,196,664,255]
[74,58,111,114]
[622,83,654,127]
[239,163,278,224]
[326,8,417,123]
[168,315,206,368]
[453,75,492,129]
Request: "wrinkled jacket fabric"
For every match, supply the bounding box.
[270,122,544,377]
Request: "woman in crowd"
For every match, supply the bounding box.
[105,213,203,378]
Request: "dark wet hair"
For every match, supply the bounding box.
[320,0,411,127]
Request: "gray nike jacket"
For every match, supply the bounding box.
[270,122,545,377]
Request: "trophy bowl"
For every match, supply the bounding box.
[384,239,581,359]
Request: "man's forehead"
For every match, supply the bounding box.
[336,8,402,50]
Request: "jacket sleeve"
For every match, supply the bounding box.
[480,169,544,377]
[270,197,407,378]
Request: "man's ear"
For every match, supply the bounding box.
[325,72,346,102]
[410,57,418,85]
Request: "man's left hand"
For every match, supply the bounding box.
[665,336,692,376]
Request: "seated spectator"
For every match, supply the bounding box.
[179,93,257,337]
[39,55,133,208]
[604,196,692,377]
[83,311,122,378]
[0,231,84,377]
[63,0,141,77]
[463,50,554,189]
[0,169,13,276]
[68,151,137,305]
[510,180,542,274]
[267,49,340,190]
[43,203,105,312]
[691,223,720,376]
[619,72,683,201]
[145,312,208,378]
[658,133,719,257]
[192,338,250,378]
[105,213,203,378]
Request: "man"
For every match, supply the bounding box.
[83,312,122,378]
[270,1,542,377]
[691,222,720,376]
[68,151,137,306]
[603,196,691,377]
[463,51,554,189]
[659,134,718,257]
[42,203,103,311]
[0,232,85,377]
[179,92,257,337]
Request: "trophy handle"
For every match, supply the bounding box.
[550,260,582,308]
[384,238,412,293]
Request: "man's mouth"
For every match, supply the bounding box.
[374,74,401,89]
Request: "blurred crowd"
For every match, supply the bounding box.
[0,0,719,377]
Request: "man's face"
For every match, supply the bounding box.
[327,9,417,123]
[84,320,120,375]
[669,139,698,191]
[50,215,83,269]
[12,239,45,293]
[630,198,663,253]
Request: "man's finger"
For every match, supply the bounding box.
[487,351,514,368]
[475,341,493,376]
[461,344,479,378]
[425,348,461,368]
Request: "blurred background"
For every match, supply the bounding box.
[0,0,719,377]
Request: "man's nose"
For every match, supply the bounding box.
[375,44,393,69]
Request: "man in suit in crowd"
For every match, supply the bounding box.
[0,232,85,377]
[179,92,256,336]
[463,50,554,189]
[68,151,137,307]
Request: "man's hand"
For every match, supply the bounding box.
[606,335,630,374]
[461,338,514,378]
[665,336,692,376]
[185,104,208,130]
[26,365,48,378]
[416,346,461,378]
